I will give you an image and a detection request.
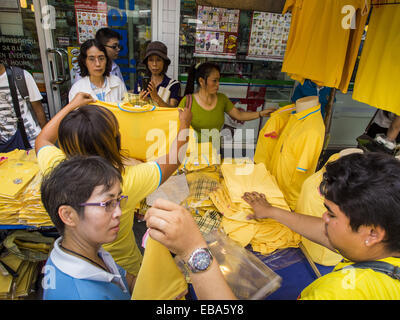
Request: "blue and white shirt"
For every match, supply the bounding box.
[42,237,131,300]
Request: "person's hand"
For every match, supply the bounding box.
[178,103,192,129]
[259,107,277,117]
[144,199,207,259]
[139,89,150,101]
[147,81,160,101]
[242,192,273,220]
[69,92,95,108]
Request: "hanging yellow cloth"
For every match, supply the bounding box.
[254,105,296,171]
[92,101,182,161]
[282,0,369,93]
[295,153,342,266]
[352,5,400,115]
[269,104,325,210]
[131,237,188,300]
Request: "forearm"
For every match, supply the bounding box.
[233,111,260,121]
[31,101,48,128]
[266,206,334,251]
[387,116,400,141]
[156,124,190,184]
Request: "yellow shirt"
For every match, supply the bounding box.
[254,105,296,171]
[131,237,188,300]
[295,153,342,266]
[352,5,400,115]
[37,145,161,275]
[270,104,325,210]
[282,0,369,93]
[300,257,400,300]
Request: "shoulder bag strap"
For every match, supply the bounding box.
[5,66,31,149]
[340,261,400,281]
[12,66,39,126]
[185,94,192,111]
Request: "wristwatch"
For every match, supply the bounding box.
[185,248,213,273]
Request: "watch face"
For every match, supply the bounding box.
[192,250,211,271]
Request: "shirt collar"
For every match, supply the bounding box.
[50,237,128,292]
[159,75,171,88]
[294,104,321,120]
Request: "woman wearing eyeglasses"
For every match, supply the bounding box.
[41,156,134,299]
[35,92,192,280]
[68,39,127,103]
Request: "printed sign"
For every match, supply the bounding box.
[74,0,108,44]
[247,11,291,61]
[194,6,240,59]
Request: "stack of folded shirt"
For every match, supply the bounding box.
[210,162,301,255]
[0,150,53,227]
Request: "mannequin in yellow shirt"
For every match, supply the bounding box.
[243,152,400,299]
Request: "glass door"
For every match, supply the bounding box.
[32,0,152,117]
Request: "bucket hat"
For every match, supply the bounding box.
[143,41,171,66]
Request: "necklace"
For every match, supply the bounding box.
[59,243,109,273]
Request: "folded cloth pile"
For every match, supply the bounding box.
[210,162,300,255]
[0,150,53,227]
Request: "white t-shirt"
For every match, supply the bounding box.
[68,75,127,103]
[0,69,43,147]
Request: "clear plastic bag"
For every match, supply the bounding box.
[204,229,282,300]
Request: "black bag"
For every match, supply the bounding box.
[0,66,32,152]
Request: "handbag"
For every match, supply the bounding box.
[0,128,29,153]
[0,66,31,152]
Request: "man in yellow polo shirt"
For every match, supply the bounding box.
[243,152,400,299]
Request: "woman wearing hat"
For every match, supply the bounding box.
[137,41,181,108]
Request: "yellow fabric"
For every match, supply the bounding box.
[282,0,369,93]
[270,104,325,210]
[180,142,221,172]
[0,159,39,198]
[352,5,400,115]
[131,237,188,300]
[295,153,342,266]
[210,163,301,255]
[254,105,296,171]
[37,145,161,275]
[300,257,400,300]
[93,101,182,161]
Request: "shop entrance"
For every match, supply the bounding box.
[0,0,152,118]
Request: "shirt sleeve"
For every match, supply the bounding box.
[169,81,181,101]
[37,145,66,176]
[295,129,324,173]
[23,70,42,102]
[220,93,234,113]
[121,161,162,209]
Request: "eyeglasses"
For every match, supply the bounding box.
[79,195,128,213]
[87,56,107,64]
[104,44,123,51]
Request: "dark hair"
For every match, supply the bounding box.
[78,39,112,77]
[58,104,127,174]
[320,152,400,252]
[95,27,122,44]
[183,62,220,96]
[40,155,122,235]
